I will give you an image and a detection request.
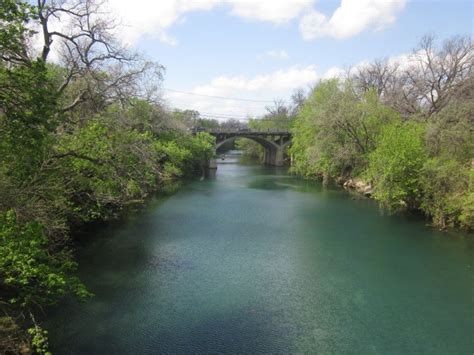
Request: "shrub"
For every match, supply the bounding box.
[420,158,473,229]
[367,121,427,210]
[0,210,90,308]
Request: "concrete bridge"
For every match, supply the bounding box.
[194,128,292,166]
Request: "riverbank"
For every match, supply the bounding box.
[0,127,214,353]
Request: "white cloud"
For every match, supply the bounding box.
[300,0,407,40]
[106,0,315,46]
[321,66,346,79]
[258,49,290,61]
[202,65,318,92]
[228,0,315,24]
[96,0,407,46]
[347,51,420,75]
[41,0,406,48]
[107,0,220,46]
[165,66,319,118]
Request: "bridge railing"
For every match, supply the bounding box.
[192,127,290,134]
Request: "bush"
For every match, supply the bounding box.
[290,80,398,180]
[367,121,427,210]
[0,210,90,308]
[420,157,473,229]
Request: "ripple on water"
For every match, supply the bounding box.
[46,157,474,354]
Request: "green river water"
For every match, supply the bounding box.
[46,151,474,354]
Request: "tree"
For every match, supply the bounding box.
[425,76,474,162]
[367,121,427,210]
[420,157,473,229]
[34,0,163,116]
[351,36,474,118]
[403,35,473,117]
[0,2,213,351]
[290,79,398,179]
[0,0,36,64]
[352,59,400,98]
[220,118,247,130]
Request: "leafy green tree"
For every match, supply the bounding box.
[425,77,474,163]
[0,209,90,307]
[367,121,427,209]
[418,77,474,228]
[0,210,91,353]
[235,138,263,159]
[420,158,473,229]
[0,3,212,350]
[0,0,36,63]
[0,61,58,181]
[290,80,398,180]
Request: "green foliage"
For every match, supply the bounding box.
[56,119,156,221]
[0,0,37,60]
[54,113,213,223]
[28,325,51,355]
[235,138,263,159]
[196,118,220,129]
[420,157,473,229]
[189,132,214,167]
[1,6,471,349]
[367,122,427,209]
[0,2,215,351]
[289,77,472,229]
[154,131,214,178]
[0,210,90,308]
[233,100,293,159]
[247,115,290,131]
[0,60,58,181]
[290,80,398,179]
[425,81,474,164]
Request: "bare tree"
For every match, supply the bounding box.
[352,59,400,98]
[265,99,289,117]
[350,35,473,118]
[220,118,247,130]
[404,35,474,117]
[290,88,306,116]
[35,0,163,115]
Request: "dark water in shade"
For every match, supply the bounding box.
[46,152,474,354]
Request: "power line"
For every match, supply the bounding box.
[200,115,251,122]
[163,108,258,121]
[163,88,275,103]
[171,108,261,119]
[165,109,258,119]
[199,112,254,119]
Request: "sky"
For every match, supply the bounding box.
[105,0,473,120]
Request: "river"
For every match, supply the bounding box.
[46,151,474,354]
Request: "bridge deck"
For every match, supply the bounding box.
[193,128,290,135]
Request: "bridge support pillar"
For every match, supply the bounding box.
[274,148,284,166]
[264,148,272,165]
[207,149,217,169]
[208,158,217,169]
[263,147,284,166]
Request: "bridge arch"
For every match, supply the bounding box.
[214,135,279,152]
[212,131,291,166]
[192,128,292,167]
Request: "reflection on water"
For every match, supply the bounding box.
[46,152,474,354]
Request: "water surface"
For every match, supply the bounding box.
[47,152,474,354]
